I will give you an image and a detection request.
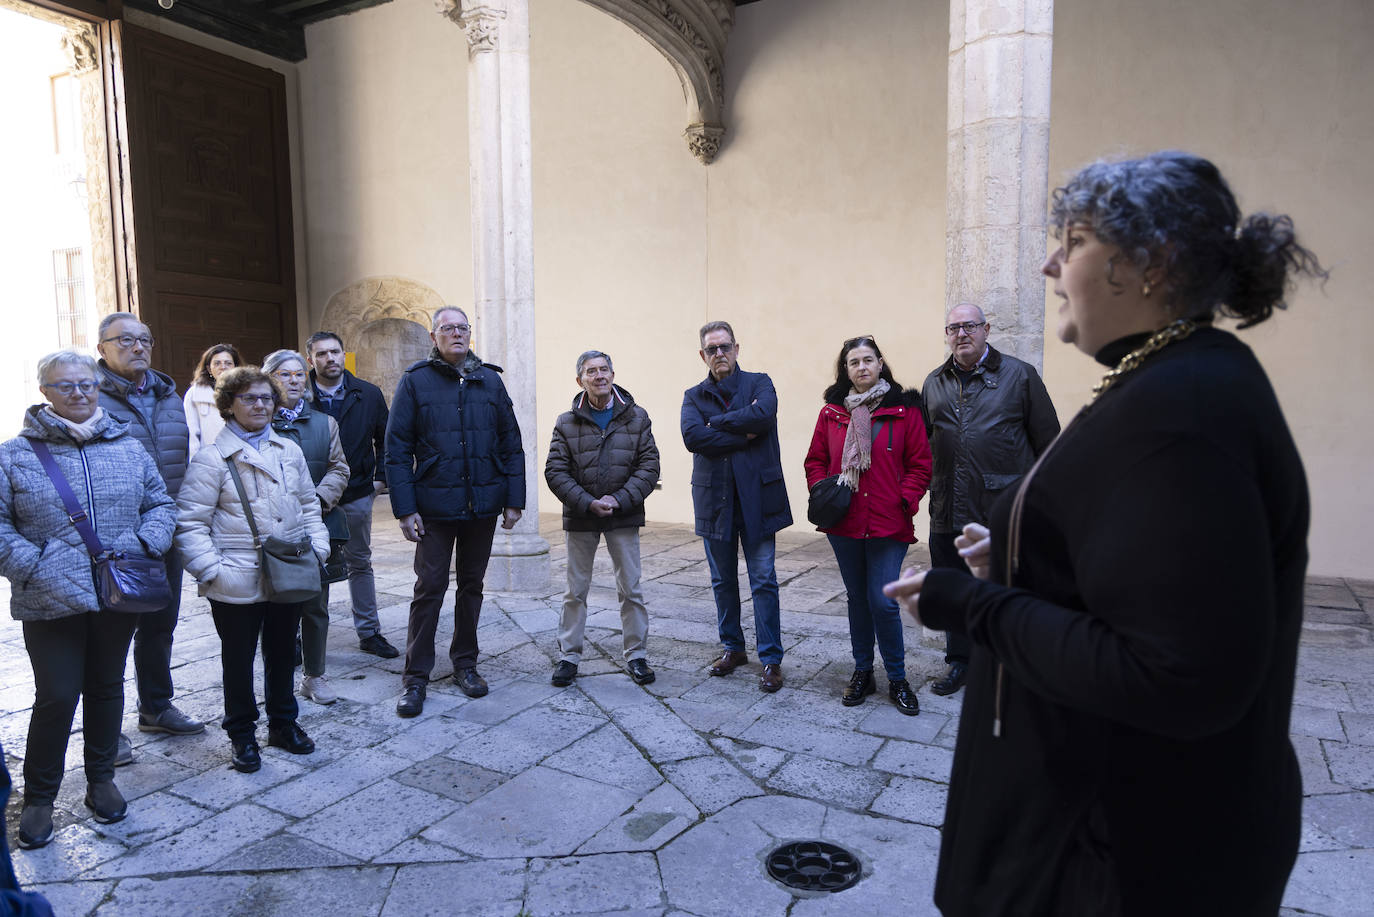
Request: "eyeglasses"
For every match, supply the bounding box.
[42,380,98,396]
[101,334,155,349]
[703,343,735,356]
[235,393,275,406]
[437,323,471,335]
[273,371,308,381]
[844,335,876,348]
[945,321,987,336]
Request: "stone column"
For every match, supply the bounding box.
[62,25,118,324]
[946,0,1054,368]
[440,0,550,591]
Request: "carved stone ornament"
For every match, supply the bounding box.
[436,0,506,58]
[684,123,725,165]
[61,27,100,75]
[576,0,735,164]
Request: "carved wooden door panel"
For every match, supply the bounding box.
[118,21,295,385]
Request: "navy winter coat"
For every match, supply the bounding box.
[385,350,525,522]
[680,367,792,541]
[309,368,388,505]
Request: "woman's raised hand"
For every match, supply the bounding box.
[955,522,992,579]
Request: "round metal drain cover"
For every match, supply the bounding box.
[766,841,862,892]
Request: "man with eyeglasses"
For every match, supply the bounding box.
[305,331,399,660]
[386,307,525,717]
[95,312,203,752]
[681,320,792,692]
[920,303,1060,696]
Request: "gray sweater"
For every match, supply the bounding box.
[0,406,176,621]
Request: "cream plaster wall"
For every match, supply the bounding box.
[298,0,1372,577]
[528,0,949,534]
[1045,0,1374,577]
[297,0,471,334]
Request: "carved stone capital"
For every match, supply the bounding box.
[684,123,725,165]
[61,27,100,76]
[436,0,506,57]
[578,0,736,164]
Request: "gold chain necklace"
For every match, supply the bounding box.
[1090,319,1198,402]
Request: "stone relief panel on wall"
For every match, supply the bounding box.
[319,276,446,405]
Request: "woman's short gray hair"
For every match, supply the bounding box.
[262,349,307,376]
[37,350,98,386]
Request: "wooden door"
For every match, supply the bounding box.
[118,21,295,385]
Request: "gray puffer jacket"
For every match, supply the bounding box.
[0,406,176,622]
[97,362,190,498]
[545,386,659,532]
[175,427,330,604]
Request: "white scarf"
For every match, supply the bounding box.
[42,405,105,443]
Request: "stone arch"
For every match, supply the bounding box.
[574,0,734,163]
[318,276,445,405]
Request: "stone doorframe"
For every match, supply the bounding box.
[573,0,735,164]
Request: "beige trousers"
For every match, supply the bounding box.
[559,528,648,663]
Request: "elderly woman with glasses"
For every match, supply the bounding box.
[0,350,175,848]
[175,366,329,774]
[803,336,931,715]
[263,349,349,706]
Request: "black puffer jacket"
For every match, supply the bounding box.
[545,386,659,532]
[310,369,388,505]
[921,345,1059,534]
[97,362,190,498]
[385,350,525,522]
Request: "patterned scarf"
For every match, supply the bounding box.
[839,379,890,489]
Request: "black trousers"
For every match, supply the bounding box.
[404,516,498,687]
[21,611,138,805]
[133,548,183,714]
[210,599,302,742]
[929,531,972,664]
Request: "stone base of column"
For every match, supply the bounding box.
[486,532,551,593]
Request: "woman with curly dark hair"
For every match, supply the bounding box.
[184,343,242,457]
[886,151,1326,916]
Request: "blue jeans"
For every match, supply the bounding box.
[827,535,908,682]
[703,532,783,665]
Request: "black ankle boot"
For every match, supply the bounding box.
[842,669,876,706]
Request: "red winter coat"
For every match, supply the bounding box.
[803,388,933,542]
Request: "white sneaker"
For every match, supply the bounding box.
[301,674,338,705]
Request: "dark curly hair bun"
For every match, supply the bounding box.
[1051,151,1327,329]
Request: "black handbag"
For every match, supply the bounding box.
[30,439,172,613]
[807,474,852,529]
[320,505,350,585]
[223,454,321,603]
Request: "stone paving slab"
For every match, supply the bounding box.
[2,516,1371,915]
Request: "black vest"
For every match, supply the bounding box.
[272,402,331,486]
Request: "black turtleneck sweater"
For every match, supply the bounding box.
[920,326,1309,916]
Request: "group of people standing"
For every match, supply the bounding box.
[1,149,1325,917]
[0,324,394,847]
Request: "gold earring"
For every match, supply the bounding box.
[1142,281,1153,298]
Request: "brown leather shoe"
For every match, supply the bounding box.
[759,663,784,692]
[709,650,749,676]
